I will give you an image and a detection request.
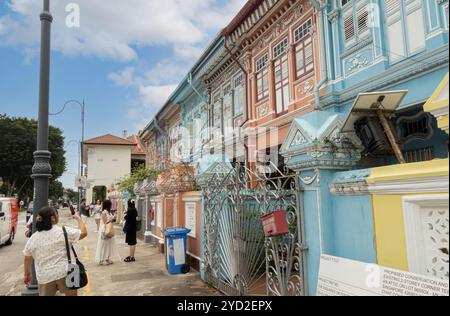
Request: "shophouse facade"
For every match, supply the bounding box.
[137,0,449,296]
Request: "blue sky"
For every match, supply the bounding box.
[0,0,245,189]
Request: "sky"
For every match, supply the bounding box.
[0,0,246,190]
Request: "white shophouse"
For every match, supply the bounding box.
[82,134,136,204]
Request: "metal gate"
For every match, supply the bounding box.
[202,162,307,296]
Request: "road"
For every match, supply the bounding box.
[0,211,27,293]
[0,210,220,296]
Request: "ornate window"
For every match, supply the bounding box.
[211,91,222,140]
[256,54,269,101]
[273,38,290,114]
[385,0,426,63]
[396,112,434,145]
[294,18,314,79]
[403,196,449,280]
[223,83,233,137]
[342,0,371,47]
[403,147,434,163]
[273,38,289,59]
[233,73,245,116]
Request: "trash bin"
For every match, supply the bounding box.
[163,228,191,275]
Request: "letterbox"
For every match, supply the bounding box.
[261,209,289,237]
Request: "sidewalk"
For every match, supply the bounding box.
[1,209,220,296]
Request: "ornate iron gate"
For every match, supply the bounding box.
[202,163,307,296]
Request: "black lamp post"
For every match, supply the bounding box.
[22,0,53,296]
[50,99,85,213]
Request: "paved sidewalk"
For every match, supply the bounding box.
[1,210,220,296]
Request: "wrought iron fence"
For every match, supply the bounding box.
[202,162,307,296]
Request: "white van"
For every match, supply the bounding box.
[0,198,19,246]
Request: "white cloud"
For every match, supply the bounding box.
[108,67,137,87]
[126,83,178,130]
[139,84,178,109]
[1,0,247,129]
[0,0,247,62]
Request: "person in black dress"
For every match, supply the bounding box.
[124,200,138,262]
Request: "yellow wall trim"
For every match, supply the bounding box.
[368,159,449,184]
[424,72,449,111]
[424,72,449,135]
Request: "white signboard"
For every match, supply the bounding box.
[75,176,87,188]
[185,202,196,238]
[173,238,186,266]
[317,255,449,296]
[150,202,156,226]
[156,202,162,228]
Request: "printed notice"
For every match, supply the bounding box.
[317,255,449,296]
[173,238,186,266]
[185,202,196,238]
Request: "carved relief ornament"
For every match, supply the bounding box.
[250,2,310,57]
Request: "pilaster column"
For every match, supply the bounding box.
[327,8,342,79]
[268,60,276,114]
[288,43,297,103]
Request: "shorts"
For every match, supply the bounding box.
[38,277,72,296]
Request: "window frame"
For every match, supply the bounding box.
[293,17,314,79]
[255,53,270,102]
[385,0,426,63]
[272,37,290,115]
[233,72,245,116]
[341,0,371,48]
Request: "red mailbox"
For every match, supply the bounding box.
[261,209,289,237]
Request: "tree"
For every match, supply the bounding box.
[65,188,77,202]
[49,180,64,202]
[117,165,162,197]
[0,114,67,197]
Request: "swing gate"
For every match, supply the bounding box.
[202,163,307,296]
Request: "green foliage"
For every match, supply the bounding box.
[64,188,77,202]
[0,114,67,197]
[49,180,64,202]
[117,165,162,197]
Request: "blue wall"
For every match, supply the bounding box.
[301,170,376,296]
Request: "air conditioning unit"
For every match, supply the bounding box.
[354,116,398,155]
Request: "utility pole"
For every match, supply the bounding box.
[23,0,53,296]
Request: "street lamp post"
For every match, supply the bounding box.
[50,99,85,212]
[22,0,53,296]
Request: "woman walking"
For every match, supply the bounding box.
[23,207,88,296]
[124,200,138,262]
[95,200,118,266]
[93,200,102,232]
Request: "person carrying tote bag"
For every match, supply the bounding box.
[105,221,115,238]
[95,200,119,266]
[63,226,88,290]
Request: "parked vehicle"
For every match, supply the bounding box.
[0,198,19,246]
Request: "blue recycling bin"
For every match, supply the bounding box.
[163,228,191,275]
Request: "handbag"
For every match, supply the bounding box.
[105,222,115,238]
[136,217,142,232]
[62,226,88,290]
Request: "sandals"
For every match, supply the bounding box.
[124,256,136,263]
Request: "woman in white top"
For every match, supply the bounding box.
[23,206,88,296]
[95,200,119,265]
[94,200,102,232]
